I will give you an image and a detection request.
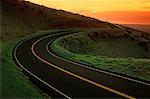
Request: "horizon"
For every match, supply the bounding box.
[26,0,150,25]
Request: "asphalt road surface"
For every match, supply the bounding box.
[14,30,150,98]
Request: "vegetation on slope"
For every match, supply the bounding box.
[0,30,58,98]
[1,0,115,41]
[1,40,44,98]
[58,29,149,58]
[51,29,150,82]
[121,24,150,34]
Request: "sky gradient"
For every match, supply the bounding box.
[27,0,150,24]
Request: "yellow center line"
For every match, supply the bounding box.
[31,35,136,99]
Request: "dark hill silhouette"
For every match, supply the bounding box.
[1,0,116,41]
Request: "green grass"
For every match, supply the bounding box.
[0,30,60,98]
[73,54,150,81]
[1,40,44,98]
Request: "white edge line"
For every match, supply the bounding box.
[45,34,150,87]
[13,31,72,99]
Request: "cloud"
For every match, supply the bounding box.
[141,0,150,3]
[142,6,150,10]
[78,10,92,13]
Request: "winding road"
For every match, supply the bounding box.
[14,30,150,98]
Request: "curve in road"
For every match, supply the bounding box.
[14,30,150,98]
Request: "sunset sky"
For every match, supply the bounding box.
[26,0,150,24]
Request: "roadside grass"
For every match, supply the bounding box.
[73,54,150,81]
[1,40,44,98]
[51,30,150,82]
[0,30,60,98]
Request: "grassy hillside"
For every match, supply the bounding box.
[51,29,150,81]
[1,0,118,98]
[58,29,150,58]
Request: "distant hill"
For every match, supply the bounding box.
[1,0,116,41]
[121,24,150,34]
